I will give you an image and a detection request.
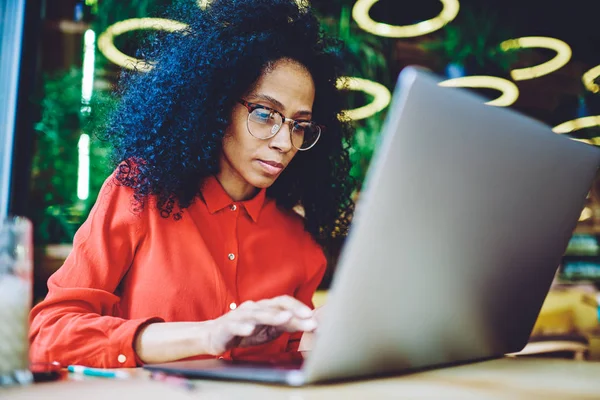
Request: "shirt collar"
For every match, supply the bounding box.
[201,176,266,223]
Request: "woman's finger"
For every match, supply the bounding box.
[228,306,291,324]
[233,308,316,333]
[243,309,294,327]
[277,316,317,333]
[227,321,256,337]
[257,295,313,319]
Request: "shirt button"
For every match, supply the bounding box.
[231,204,237,211]
[229,302,237,310]
[228,253,235,261]
[117,354,127,364]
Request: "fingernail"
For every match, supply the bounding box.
[303,319,317,331]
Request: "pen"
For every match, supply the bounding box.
[67,365,130,379]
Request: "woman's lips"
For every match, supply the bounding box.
[257,160,284,175]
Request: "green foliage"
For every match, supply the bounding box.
[423,7,520,74]
[92,0,175,39]
[92,0,188,67]
[30,68,113,244]
[31,69,82,244]
[315,1,393,186]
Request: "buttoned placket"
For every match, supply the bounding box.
[224,203,240,313]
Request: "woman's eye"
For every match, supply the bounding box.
[293,122,308,131]
[252,109,271,123]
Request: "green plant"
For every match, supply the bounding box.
[315,1,393,185]
[422,7,520,75]
[30,68,113,244]
[92,0,182,68]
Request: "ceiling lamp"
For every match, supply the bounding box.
[582,65,600,94]
[336,77,391,121]
[352,0,460,38]
[438,76,519,107]
[98,18,188,72]
[500,36,571,81]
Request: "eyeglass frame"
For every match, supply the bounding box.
[237,99,323,151]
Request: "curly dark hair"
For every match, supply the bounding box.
[106,0,355,244]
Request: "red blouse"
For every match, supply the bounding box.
[29,173,326,368]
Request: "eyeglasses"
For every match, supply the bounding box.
[238,99,322,151]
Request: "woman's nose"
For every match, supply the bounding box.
[269,121,294,152]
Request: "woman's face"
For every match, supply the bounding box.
[218,59,316,200]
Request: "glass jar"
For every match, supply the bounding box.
[0,217,33,385]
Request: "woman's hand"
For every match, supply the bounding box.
[205,295,317,356]
[134,296,317,364]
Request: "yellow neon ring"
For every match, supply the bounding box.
[552,116,600,145]
[438,76,519,107]
[500,36,572,81]
[197,0,210,9]
[583,65,600,94]
[198,0,308,10]
[579,207,593,221]
[98,18,188,72]
[352,0,460,38]
[336,77,392,120]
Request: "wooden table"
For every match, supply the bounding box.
[3,358,600,399]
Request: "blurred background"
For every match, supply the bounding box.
[3,0,600,359]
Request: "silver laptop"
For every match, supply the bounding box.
[144,67,600,385]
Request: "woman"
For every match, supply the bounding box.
[29,0,355,368]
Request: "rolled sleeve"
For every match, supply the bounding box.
[109,317,165,367]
